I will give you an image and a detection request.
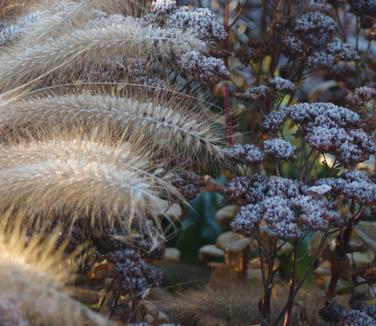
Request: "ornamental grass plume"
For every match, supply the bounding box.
[0,0,146,46]
[0,19,207,93]
[0,215,110,325]
[0,2,84,47]
[0,0,230,322]
[0,0,228,93]
[82,0,145,16]
[156,283,336,326]
[155,285,260,326]
[0,0,43,19]
[0,129,180,231]
[0,92,223,166]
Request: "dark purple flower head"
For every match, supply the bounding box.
[264,102,375,165]
[224,144,265,165]
[230,175,339,240]
[263,138,295,161]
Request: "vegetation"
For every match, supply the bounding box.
[0,0,376,325]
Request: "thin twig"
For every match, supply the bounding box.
[283,243,298,326]
[272,232,329,326]
[223,0,233,145]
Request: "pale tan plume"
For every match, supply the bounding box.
[0,131,180,231]
[0,216,111,325]
[0,92,223,166]
[15,0,147,47]
[0,19,206,93]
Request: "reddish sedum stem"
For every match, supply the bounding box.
[283,244,297,326]
[223,0,233,146]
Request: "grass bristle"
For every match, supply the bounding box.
[0,129,179,231]
[0,92,223,167]
[0,216,110,325]
[0,19,206,93]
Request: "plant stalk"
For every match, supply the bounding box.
[283,244,298,326]
[223,0,233,146]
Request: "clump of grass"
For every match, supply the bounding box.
[0,0,228,322]
[0,129,180,231]
[0,92,223,166]
[0,19,206,93]
[0,215,110,325]
[1,0,146,46]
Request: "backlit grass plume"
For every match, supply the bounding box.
[0,93,223,166]
[0,217,110,325]
[156,284,331,326]
[0,131,179,231]
[84,0,145,15]
[0,0,43,19]
[7,0,146,47]
[0,0,230,322]
[0,18,206,93]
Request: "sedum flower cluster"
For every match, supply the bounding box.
[150,0,177,15]
[347,86,376,107]
[269,77,296,93]
[150,0,226,42]
[264,102,376,166]
[171,171,204,201]
[263,138,295,161]
[319,300,376,325]
[126,59,167,89]
[348,0,376,16]
[224,138,295,165]
[281,9,358,70]
[223,144,265,165]
[237,77,295,100]
[226,175,340,240]
[317,171,376,206]
[236,85,270,100]
[148,0,228,83]
[178,50,228,83]
[355,86,376,102]
[107,249,162,298]
[348,0,376,27]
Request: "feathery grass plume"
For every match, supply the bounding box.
[0,1,88,47]
[11,1,84,46]
[12,0,146,47]
[0,0,45,19]
[0,129,180,231]
[156,284,336,326]
[0,296,28,325]
[0,92,223,166]
[156,286,259,325]
[83,0,146,16]
[0,17,206,94]
[0,216,110,325]
[0,1,58,47]
[0,2,93,47]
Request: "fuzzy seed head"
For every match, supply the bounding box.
[0,93,223,167]
[0,135,177,231]
[0,218,110,325]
